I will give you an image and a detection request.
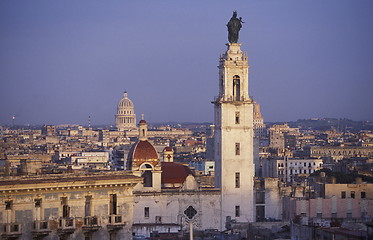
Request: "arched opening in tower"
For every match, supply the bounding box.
[233,75,240,101]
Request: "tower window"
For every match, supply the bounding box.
[233,75,241,101]
[235,172,240,188]
[341,191,346,199]
[235,112,240,124]
[144,207,149,218]
[235,143,240,155]
[235,206,240,217]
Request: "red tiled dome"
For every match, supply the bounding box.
[127,140,159,170]
[133,141,158,160]
[139,119,147,124]
[161,162,193,184]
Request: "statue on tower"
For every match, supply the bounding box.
[227,11,243,43]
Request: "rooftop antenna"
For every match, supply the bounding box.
[12,115,16,127]
[141,113,144,120]
[88,115,91,128]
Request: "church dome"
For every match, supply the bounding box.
[127,140,159,170]
[161,162,193,185]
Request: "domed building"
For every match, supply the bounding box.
[127,119,162,192]
[127,119,196,192]
[128,119,220,238]
[115,91,136,131]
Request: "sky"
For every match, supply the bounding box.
[1,0,373,125]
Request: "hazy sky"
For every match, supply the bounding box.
[1,1,373,125]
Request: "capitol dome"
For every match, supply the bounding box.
[115,92,137,131]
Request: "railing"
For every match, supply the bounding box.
[33,220,49,231]
[213,95,252,102]
[2,223,22,234]
[108,215,123,224]
[59,217,76,229]
[84,216,99,226]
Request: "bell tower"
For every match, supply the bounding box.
[213,42,255,228]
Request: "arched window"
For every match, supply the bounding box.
[141,164,153,187]
[233,75,240,101]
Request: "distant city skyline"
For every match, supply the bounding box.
[1,1,373,125]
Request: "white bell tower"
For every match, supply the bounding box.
[213,43,255,228]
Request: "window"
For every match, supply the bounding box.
[346,212,352,219]
[144,207,149,218]
[331,213,337,218]
[351,191,355,199]
[61,197,70,218]
[235,112,240,124]
[235,206,240,217]
[316,213,322,218]
[109,194,117,215]
[35,199,42,208]
[235,143,240,155]
[341,191,346,199]
[235,172,240,188]
[5,201,12,210]
[155,216,162,223]
[233,75,241,101]
[361,192,366,199]
[85,196,92,217]
[142,170,153,187]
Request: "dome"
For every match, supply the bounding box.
[161,162,193,184]
[118,92,134,109]
[139,119,147,124]
[127,140,159,170]
[163,146,173,152]
[116,91,136,131]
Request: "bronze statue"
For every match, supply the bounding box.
[227,11,243,43]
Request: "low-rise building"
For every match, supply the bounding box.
[0,172,141,239]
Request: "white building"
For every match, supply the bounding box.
[129,41,256,237]
[128,120,221,237]
[213,43,255,225]
[71,152,109,169]
[115,92,137,131]
[264,158,323,182]
[253,103,266,139]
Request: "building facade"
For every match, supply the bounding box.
[0,172,141,240]
[253,103,266,139]
[213,43,255,227]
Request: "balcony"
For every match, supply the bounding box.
[1,223,22,240]
[107,215,126,232]
[32,220,51,239]
[57,218,76,238]
[82,216,101,233]
[213,95,252,103]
